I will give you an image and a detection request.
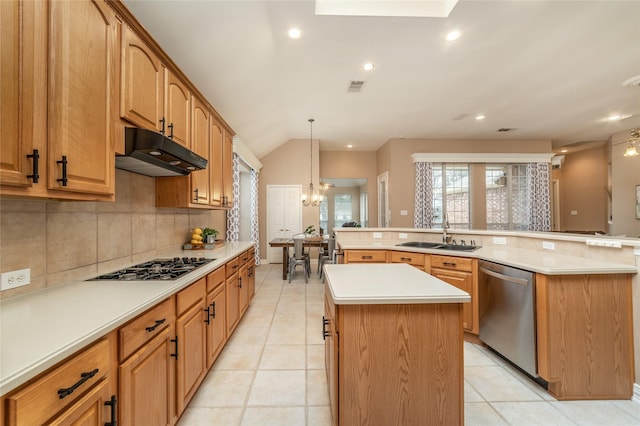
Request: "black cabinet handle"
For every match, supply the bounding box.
[322,316,330,340]
[57,368,99,399]
[104,395,117,426]
[193,188,199,202]
[145,318,166,333]
[168,123,174,139]
[210,302,216,318]
[27,149,40,183]
[170,336,179,360]
[204,306,211,325]
[400,257,412,261]
[56,155,68,186]
[238,277,242,288]
[362,255,373,260]
[159,118,166,135]
[443,262,457,267]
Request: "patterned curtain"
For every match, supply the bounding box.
[414,162,434,228]
[226,153,241,241]
[526,162,551,231]
[250,168,260,265]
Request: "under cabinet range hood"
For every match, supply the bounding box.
[115,127,208,177]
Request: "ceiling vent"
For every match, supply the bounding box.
[348,80,365,92]
[497,128,517,132]
[453,114,469,121]
[622,75,640,87]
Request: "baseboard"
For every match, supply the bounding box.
[634,383,640,403]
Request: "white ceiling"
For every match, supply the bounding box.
[122,0,640,159]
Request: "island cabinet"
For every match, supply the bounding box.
[389,250,429,271]
[119,296,177,426]
[1,0,117,201]
[205,266,227,368]
[175,278,208,415]
[429,255,478,334]
[4,334,117,426]
[535,273,635,400]
[323,264,467,426]
[343,249,388,263]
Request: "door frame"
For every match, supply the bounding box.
[377,172,389,227]
[266,184,302,263]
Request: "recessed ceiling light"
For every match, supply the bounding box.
[475,115,485,121]
[445,30,461,41]
[288,28,302,39]
[606,114,622,121]
[363,62,374,71]
[347,144,353,148]
[560,149,568,153]
[149,151,162,156]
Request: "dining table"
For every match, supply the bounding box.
[269,237,329,280]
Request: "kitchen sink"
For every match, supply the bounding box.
[396,241,480,252]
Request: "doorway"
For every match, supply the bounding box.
[267,185,302,263]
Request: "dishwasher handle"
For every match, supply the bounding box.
[480,267,529,286]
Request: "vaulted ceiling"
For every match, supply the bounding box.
[123,0,640,158]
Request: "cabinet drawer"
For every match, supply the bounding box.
[390,251,425,266]
[5,336,112,426]
[345,250,387,263]
[226,256,240,278]
[206,266,225,293]
[430,255,472,272]
[177,277,206,315]
[239,250,250,266]
[119,297,175,361]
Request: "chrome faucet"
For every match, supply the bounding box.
[442,213,452,244]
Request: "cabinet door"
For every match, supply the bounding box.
[431,268,473,331]
[206,285,227,368]
[209,118,224,206]
[48,0,116,195]
[239,263,249,316]
[324,294,339,424]
[190,97,210,205]
[222,130,234,207]
[120,25,165,132]
[166,72,190,147]
[119,326,176,426]
[176,299,207,415]
[226,273,240,335]
[47,379,113,426]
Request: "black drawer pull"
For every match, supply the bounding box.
[322,316,330,340]
[27,149,40,183]
[238,277,242,288]
[57,368,99,399]
[56,155,68,186]
[400,257,412,261]
[362,255,373,259]
[104,395,117,426]
[204,306,211,325]
[443,262,457,267]
[210,302,216,318]
[145,318,166,332]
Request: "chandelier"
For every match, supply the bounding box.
[302,118,323,206]
[623,129,639,157]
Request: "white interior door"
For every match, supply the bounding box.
[267,185,302,262]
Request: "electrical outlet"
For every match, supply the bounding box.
[373,232,383,239]
[542,241,555,250]
[493,237,507,245]
[399,233,408,239]
[400,210,408,216]
[1,268,31,291]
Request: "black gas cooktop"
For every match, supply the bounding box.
[89,257,214,281]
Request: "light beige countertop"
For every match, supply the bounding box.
[338,241,638,275]
[0,241,254,396]
[324,263,471,305]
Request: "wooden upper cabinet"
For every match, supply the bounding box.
[47,0,116,196]
[166,72,191,147]
[120,25,165,133]
[190,96,210,205]
[222,130,234,207]
[209,118,224,206]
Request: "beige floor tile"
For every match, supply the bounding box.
[259,345,306,370]
[464,402,508,425]
[464,380,485,402]
[227,325,270,347]
[465,366,544,402]
[306,369,330,406]
[247,370,306,406]
[464,342,499,367]
[266,325,306,345]
[308,405,332,426]
[307,344,325,369]
[178,406,243,426]
[550,400,640,425]
[189,370,254,407]
[491,401,575,425]
[214,344,263,371]
[240,407,305,425]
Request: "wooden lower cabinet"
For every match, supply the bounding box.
[389,250,428,271]
[4,334,116,426]
[206,267,227,368]
[343,249,388,263]
[175,278,207,415]
[430,255,478,334]
[226,257,241,335]
[324,285,464,426]
[536,273,634,400]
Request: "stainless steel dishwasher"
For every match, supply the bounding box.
[478,260,542,383]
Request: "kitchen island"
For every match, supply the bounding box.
[323,263,470,426]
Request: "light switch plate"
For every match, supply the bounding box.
[542,241,555,250]
[373,232,383,239]
[399,233,408,239]
[400,210,408,216]
[493,237,507,245]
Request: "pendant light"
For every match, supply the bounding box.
[623,129,639,157]
[302,118,323,206]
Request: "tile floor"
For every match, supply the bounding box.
[178,263,640,426]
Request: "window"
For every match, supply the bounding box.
[334,194,353,228]
[319,195,328,234]
[486,164,528,230]
[432,164,470,229]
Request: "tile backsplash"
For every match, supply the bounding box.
[0,169,226,299]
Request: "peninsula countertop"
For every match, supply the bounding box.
[324,263,471,305]
[0,241,254,396]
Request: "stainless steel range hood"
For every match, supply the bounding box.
[116,127,208,177]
